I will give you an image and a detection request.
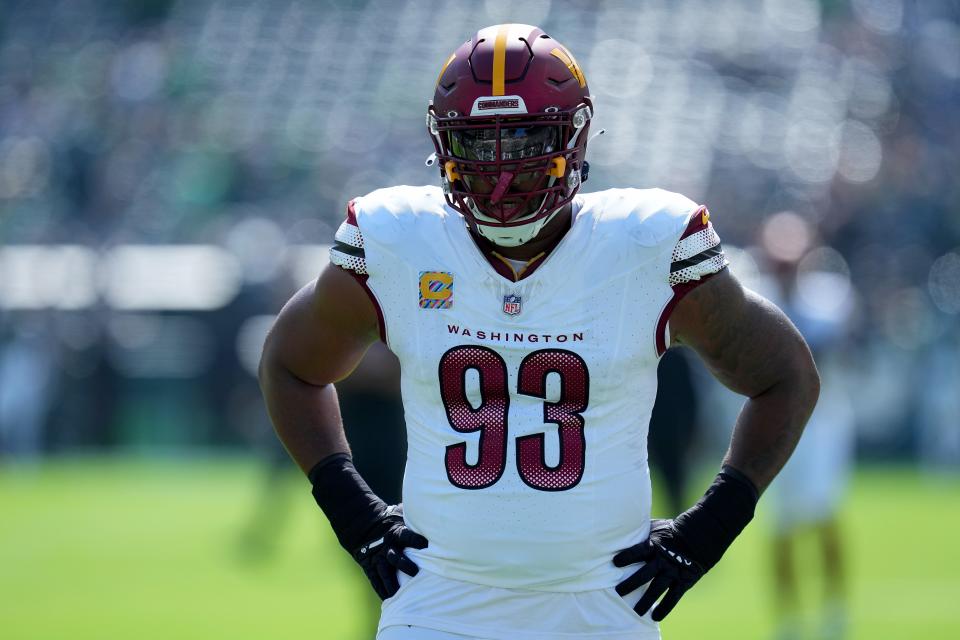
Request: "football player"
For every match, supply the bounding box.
[259,24,820,639]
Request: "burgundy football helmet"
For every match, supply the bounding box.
[427,24,594,246]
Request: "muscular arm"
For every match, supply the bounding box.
[260,263,427,597]
[258,263,380,474]
[668,269,820,492]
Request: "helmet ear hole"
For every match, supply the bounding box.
[548,157,566,178]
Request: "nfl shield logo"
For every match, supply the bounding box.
[502,294,522,316]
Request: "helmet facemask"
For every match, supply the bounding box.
[451,125,557,223]
[429,107,591,246]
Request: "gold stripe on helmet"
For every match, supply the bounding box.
[492,24,509,96]
[550,46,586,88]
[436,52,455,87]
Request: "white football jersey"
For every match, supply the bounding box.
[330,185,726,592]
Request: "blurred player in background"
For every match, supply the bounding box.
[770,366,854,640]
[228,275,406,638]
[647,349,701,517]
[236,342,405,563]
[0,314,57,458]
[237,341,405,638]
[756,215,856,640]
[260,24,820,639]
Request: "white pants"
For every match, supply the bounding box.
[377,568,659,640]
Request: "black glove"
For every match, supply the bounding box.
[351,504,428,600]
[613,465,759,621]
[613,518,706,621]
[308,453,429,599]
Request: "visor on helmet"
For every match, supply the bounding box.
[449,126,559,163]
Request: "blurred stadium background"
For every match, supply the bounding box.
[1,0,958,638]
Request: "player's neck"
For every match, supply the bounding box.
[472,204,573,262]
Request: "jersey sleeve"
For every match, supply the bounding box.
[328,199,386,341]
[329,200,367,275]
[655,205,728,356]
[667,206,728,286]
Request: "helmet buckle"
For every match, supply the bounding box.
[548,157,566,178]
[444,161,461,182]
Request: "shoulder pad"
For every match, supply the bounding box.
[580,188,700,247]
[330,185,449,273]
[352,185,447,239]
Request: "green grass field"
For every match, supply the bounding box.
[1,457,958,639]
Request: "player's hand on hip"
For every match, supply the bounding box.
[613,519,706,622]
[307,455,430,601]
[352,504,429,600]
[614,467,759,621]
